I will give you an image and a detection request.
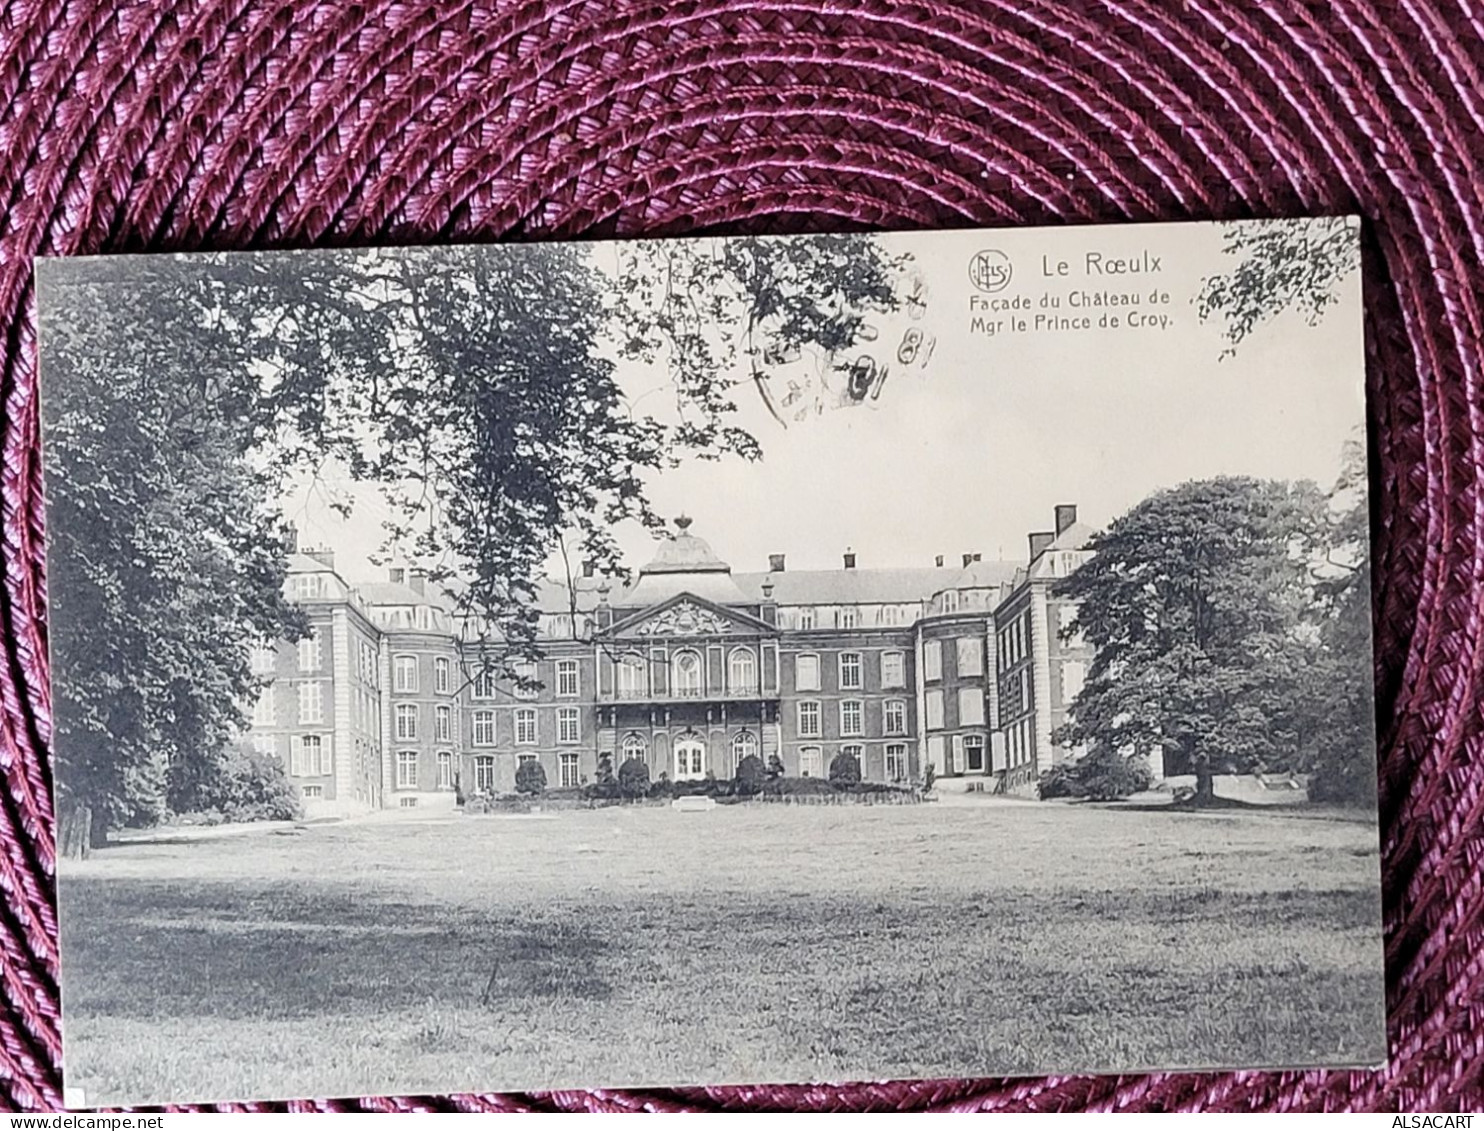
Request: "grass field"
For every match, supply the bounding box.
[57,799,1387,1105]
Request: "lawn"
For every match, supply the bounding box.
[56,799,1388,1106]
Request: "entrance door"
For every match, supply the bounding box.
[674,738,706,782]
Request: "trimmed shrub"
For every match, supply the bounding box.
[1037,762,1087,800]
[922,764,937,794]
[763,775,836,797]
[828,750,862,786]
[648,772,674,800]
[514,759,547,795]
[1038,748,1153,801]
[617,757,650,799]
[734,754,766,796]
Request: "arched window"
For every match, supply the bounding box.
[672,650,703,697]
[731,731,758,775]
[674,735,706,780]
[621,733,647,766]
[617,653,648,699]
[728,648,757,694]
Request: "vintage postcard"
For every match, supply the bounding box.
[37,218,1385,1105]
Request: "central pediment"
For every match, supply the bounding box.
[602,593,776,639]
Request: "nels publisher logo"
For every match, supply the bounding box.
[968,249,1013,293]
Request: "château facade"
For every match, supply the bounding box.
[246,508,1102,814]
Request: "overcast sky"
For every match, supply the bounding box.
[280,220,1366,583]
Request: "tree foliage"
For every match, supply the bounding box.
[1299,440,1379,805]
[39,260,306,846]
[1053,477,1331,801]
[1196,216,1360,355]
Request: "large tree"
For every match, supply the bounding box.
[1053,477,1330,802]
[39,234,910,850]
[1298,439,1379,804]
[40,260,306,850]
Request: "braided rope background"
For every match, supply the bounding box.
[0,0,1481,1113]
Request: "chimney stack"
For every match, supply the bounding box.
[389,567,406,585]
[935,554,944,568]
[284,524,299,554]
[768,553,786,573]
[409,570,426,596]
[962,553,984,568]
[843,549,857,570]
[305,547,335,570]
[1054,504,1078,536]
[581,559,595,579]
[1028,531,1056,561]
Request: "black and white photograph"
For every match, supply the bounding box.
[38,218,1386,1105]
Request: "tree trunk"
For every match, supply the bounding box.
[58,802,95,860]
[1194,761,1216,805]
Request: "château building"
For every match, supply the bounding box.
[246,508,1103,814]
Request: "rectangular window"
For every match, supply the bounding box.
[884,699,907,736]
[795,654,820,692]
[394,655,418,693]
[957,637,983,677]
[517,753,537,767]
[840,744,864,772]
[436,705,451,742]
[301,784,323,799]
[797,607,816,630]
[559,752,580,788]
[253,689,276,728]
[840,700,863,737]
[394,703,418,741]
[557,707,580,744]
[437,751,453,788]
[924,640,942,681]
[292,735,328,777]
[838,607,859,630]
[298,631,322,673]
[252,733,276,759]
[799,745,823,777]
[514,660,539,700]
[251,642,277,674]
[472,667,498,699]
[838,652,862,690]
[556,660,579,698]
[965,735,985,772]
[472,710,496,746]
[881,650,905,688]
[925,689,944,730]
[298,682,323,724]
[396,751,418,789]
[474,756,495,792]
[435,658,450,693]
[950,734,963,774]
[959,687,985,726]
[886,743,908,782]
[515,708,538,745]
[797,700,821,738]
